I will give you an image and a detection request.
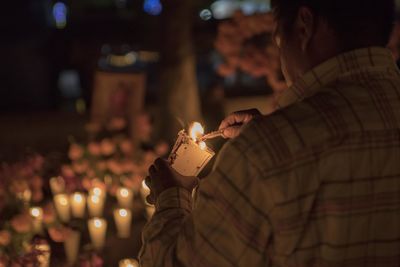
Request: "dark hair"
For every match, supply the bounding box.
[271,0,395,49]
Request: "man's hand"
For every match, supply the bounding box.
[219,109,261,139]
[145,158,199,205]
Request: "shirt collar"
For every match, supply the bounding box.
[276,47,396,109]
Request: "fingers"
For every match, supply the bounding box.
[218,109,262,139]
[222,125,241,139]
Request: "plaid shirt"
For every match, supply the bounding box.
[139,47,400,267]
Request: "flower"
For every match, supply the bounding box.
[0,230,11,246]
[88,142,101,156]
[119,139,133,156]
[68,144,84,161]
[100,139,115,156]
[48,226,71,243]
[10,214,32,233]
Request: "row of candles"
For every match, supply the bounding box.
[27,177,152,266]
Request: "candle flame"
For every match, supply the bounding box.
[189,122,204,141]
[119,188,130,197]
[94,218,102,228]
[119,209,128,217]
[92,187,102,196]
[59,196,68,206]
[73,193,83,202]
[91,195,100,204]
[30,207,42,218]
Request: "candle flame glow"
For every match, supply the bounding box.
[119,188,130,197]
[199,141,207,150]
[119,209,128,217]
[91,195,100,204]
[92,187,102,196]
[94,218,102,228]
[189,122,204,141]
[30,207,42,218]
[73,193,83,203]
[59,196,68,206]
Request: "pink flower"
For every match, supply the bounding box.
[68,144,84,161]
[88,142,101,156]
[107,160,123,175]
[48,226,71,243]
[0,230,11,246]
[10,214,32,233]
[61,165,75,177]
[119,139,133,156]
[100,139,115,156]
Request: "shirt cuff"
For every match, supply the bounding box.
[155,187,192,213]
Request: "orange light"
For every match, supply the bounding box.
[189,122,204,141]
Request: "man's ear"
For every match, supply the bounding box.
[295,7,315,52]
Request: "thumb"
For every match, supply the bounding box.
[222,125,241,139]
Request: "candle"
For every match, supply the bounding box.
[88,218,107,250]
[87,194,105,217]
[64,229,80,265]
[29,207,43,233]
[168,122,215,176]
[70,192,86,218]
[119,258,139,267]
[50,176,65,195]
[113,208,132,238]
[35,242,51,267]
[116,187,133,208]
[90,186,105,198]
[54,194,71,223]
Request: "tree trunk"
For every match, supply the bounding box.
[157,0,202,142]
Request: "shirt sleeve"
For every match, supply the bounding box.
[139,134,273,267]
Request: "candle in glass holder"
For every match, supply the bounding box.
[29,207,43,233]
[119,258,139,267]
[113,208,132,238]
[87,194,105,217]
[54,194,71,223]
[88,218,107,250]
[70,192,86,218]
[50,176,65,195]
[116,187,133,208]
[169,123,215,177]
[64,229,80,265]
[90,186,105,198]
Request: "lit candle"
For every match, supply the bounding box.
[35,242,51,267]
[50,176,65,195]
[87,194,105,217]
[70,192,86,218]
[29,207,43,233]
[119,258,139,267]
[168,122,215,176]
[88,218,107,250]
[116,187,133,208]
[140,180,150,202]
[64,229,80,265]
[53,194,71,223]
[113,208,132,238]
[90,186,105,198]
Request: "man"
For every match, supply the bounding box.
[141,0,400,266]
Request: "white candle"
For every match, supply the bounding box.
[70,192,86,218]
[50,177,65,195]
[90,186,105,198]
[88,218,107,250]
[113,208,132,238]
[116,187,133,208]
[64,229,80,265]
[87,194,105,217]
[35,243,51,267]
[53,194,71,223]
[29,207,43,233]
[119,258,139,267]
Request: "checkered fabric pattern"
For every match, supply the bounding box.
[139,47,400,267]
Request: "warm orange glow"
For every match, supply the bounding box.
[189,122,204,141]
[199,141,207,150]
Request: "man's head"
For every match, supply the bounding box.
[271,0,395,86]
